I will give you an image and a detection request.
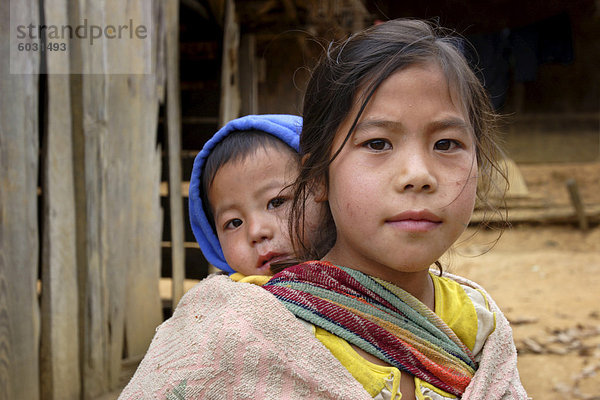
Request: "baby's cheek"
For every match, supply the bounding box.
[221,240,241,267]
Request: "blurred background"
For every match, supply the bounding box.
[1,1,598,399]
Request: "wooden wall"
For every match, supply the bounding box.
[0,0,182,398]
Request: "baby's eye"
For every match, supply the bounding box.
[364,139,391,151]
[224,218,243,229]
[434,139,461,151]
[268,197,286,210]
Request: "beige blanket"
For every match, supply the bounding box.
[119,273,528,399]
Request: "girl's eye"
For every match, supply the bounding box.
[364,139,391,151]
[225,218,242,229]
[434,139,461,151]
[268,197,286,210]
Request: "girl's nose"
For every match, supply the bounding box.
[394,152,438,193]
[248,215,275,244]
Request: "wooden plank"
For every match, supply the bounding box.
[80,76,111,400]
[124,0,164,360]
[155,0,167,105]
[565,178,589,231]
[69,1,111,396]
[102,0,160,388]
[124,138,163,359]
[0,253,9,400]
[103,78,131,391]
[39,0,80,399]
[0,0,41,398]
[166,0,186,310]
[240,33,258,115]
[219,0,240,125]
[67,18,88,400]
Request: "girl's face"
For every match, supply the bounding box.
[322,62,478,289]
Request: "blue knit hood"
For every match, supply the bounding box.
[189,114,302,274]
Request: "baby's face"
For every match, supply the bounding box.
[209,147,316,276]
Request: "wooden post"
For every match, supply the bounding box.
[566,178,589,231]
[124,0,164,361]
[104,81,131,392]
[79,76,111,400]
[219,0,240,125]
[67,16,87,400]
[0,0,41,399]
[209,0,240,275]
[166,0,186,310]
[240,33,258,115]
[69,2,111,396]
[39,0,80,399]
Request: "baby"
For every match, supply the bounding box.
[188,114,317,280]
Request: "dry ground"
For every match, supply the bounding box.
[449,225,600,400]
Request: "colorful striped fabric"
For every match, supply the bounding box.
[263,261,477,397]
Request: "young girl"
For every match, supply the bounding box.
[262,19,527,399]
[120,20,526,400]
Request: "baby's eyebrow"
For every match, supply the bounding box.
[258,180,286,192]
[212,202,235,219]
[252,180,289,200]
[214,179,288,217]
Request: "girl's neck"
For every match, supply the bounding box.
[378,269,435,310]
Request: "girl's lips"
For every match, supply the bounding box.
[385,210,442,232]
[387,219,441,232]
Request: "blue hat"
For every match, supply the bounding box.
[189,114,302,274]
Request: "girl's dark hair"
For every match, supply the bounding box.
[290,18,508,262]
[201,130,297,232]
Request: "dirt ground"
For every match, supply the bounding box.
[446,161,600,400]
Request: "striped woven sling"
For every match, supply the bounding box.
[262,261,477,397]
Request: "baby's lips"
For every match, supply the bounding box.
[257,252,291,268]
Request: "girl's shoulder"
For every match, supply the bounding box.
[437,272,528,398]
[431,272,496,357]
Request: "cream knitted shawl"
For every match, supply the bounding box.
[119,273,528,399]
